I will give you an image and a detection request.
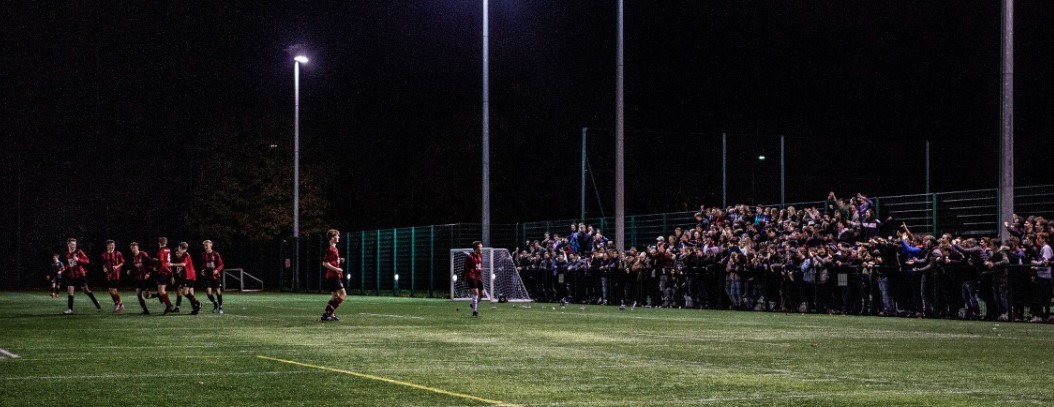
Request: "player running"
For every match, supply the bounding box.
[48,254,64,299]
[127,242,154,314]
[63,238,101,314]
[171,242,203,315]
[320,229,346,322]
[201,240,225,314]
[101,240,126,313]
[465,241,484,317]
[156,237,175,314]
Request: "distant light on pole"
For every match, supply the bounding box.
[758,155,766,161]
[294,55,309,64]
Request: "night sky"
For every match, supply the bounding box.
[3,1,1054,270]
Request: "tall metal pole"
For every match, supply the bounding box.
[780,135,785,208]
[482,0,491,247]
[293,59,301,291]
[998,0,1014,242]
[722,133,727,208]
[614,0,625,252]
[581,127,587,222]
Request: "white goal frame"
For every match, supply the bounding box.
[450,248,532,303]
[222,268,263,292]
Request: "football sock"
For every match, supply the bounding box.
[161,293,173,307]
[324,297,344,314]
[186,294,199,307]
[471,296,478,312]
[137,296,148,312]
[86,292,100,308]
[114,293,121,305]
[67,295,74,310]
[217,293,223,306]
[207,294,217,306]
[175,295,183,307]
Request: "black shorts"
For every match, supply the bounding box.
[136,279,152,291]
[324,278,345,292]
[202,278,221,289]
[466,278,484,291]
[51,276,63,286]
[156,273,173,287]
[66,277,88,288]
[106,279,121,289]
[182,279,197,289]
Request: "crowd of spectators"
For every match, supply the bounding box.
[512,192,1054,323]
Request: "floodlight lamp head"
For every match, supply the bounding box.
[294,56,309,64]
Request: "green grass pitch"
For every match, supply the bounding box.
[1,291,1051,406]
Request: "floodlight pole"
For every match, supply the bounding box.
[482,0,491,247]
[614,0,625,253]
[998,0,1014,242]
[293,58,302,291]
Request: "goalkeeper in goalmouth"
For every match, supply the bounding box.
[465,241,484,317]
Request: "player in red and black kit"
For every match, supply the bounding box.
[465,241,484,317]
[201,240,225,314]
[171,241,203,315]
[101,240,126,313]
[63,238,101,314]
[320,229,347,322]
[127,242,154,314]
[156,237,175,314]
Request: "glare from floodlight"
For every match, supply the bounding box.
[758,155,766,161]
[394,274,400,281]
[452,275,458,282]
[294,56,309,63]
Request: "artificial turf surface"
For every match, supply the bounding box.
[1,291,1051,406]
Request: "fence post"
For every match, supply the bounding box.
[430,225,435,297]
[662,213,668,238]
[630,216,637,249]
[411,227,416,297]
[393,228,399,296]
[318,234,323,293]
[874,197,881,220]
[376,230,381,296]
[360,231,366,294]
[344,232,351,290]
[931,193,939,236]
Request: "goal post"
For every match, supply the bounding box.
[450,248,532,302]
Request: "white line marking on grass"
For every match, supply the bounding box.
[1,370,316,381]
[0,349,19,359]
[529,389,992,406]
[257,355,521,407]
[358,312,425,320]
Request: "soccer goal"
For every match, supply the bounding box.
[223,268,264,292]
[450,248,532,302]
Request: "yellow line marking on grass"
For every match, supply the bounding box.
[257,355,517,406]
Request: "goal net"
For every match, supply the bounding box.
[450,248,532,302]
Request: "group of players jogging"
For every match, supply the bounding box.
[51,236,225,316]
